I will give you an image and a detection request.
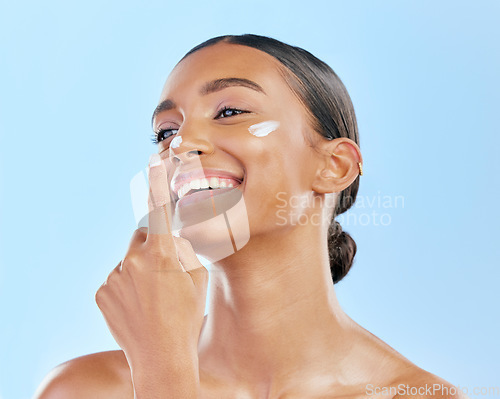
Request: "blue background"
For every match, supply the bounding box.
[1,1,499,398]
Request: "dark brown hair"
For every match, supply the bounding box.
[181,34,360,284]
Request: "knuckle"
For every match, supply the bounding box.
[133,227,148,239]
[121,253,138,268]
[148,250,178,270]
[95,285,105,305]
[106,269,120,285]
[146,241,173,259]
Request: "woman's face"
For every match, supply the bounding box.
[152,42,323,259]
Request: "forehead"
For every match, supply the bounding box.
[160,42,289,98]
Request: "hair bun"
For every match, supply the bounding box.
[327,221,357,284]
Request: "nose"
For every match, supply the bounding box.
[169,122,215,166]
[171,148,202,165]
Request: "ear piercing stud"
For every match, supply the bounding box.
[332,152,363,176]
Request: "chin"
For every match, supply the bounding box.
[175,194,250,263]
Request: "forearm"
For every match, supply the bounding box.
[130,348,201,399]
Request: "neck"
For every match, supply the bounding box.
[197,225,354,392]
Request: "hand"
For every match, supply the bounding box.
[95,153,209,371]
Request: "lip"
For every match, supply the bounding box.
[170,181,245,231]
[170,168,244,199]
[175,185,241,208]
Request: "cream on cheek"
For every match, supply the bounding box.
[168,121,279,147]
[248,120,280,137]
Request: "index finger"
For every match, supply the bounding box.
[147,153,175,249]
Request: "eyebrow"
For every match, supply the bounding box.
[151,99,176,128]
[200,77,265,96]
[151,77,265,127]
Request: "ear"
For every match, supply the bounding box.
[312,138,363,194]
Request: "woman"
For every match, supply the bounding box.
[35,34,465,399]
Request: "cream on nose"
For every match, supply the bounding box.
[170,136,182,149]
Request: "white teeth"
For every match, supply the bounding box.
[176,177,239,199]
[209,177,220,189]
[179,183,190,198]
[190,180,200,190]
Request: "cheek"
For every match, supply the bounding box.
[214,119,312,195]
[248,120,280,137]
[215,123,315,235]
[241,124,309,186]
[244,138,313,215]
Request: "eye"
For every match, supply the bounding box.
[151,128,179,145]
[216,106,249,119]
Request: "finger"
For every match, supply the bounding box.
[114,260,123,273]
[147,153,175,249]
[187,265,209,292]
[173,237,209,290]
[127,227,148,252]
[173,237,203,272]
[105,261,123,285]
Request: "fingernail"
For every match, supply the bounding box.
[149,153,162,167]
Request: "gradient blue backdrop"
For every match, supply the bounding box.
[1,1,499,398]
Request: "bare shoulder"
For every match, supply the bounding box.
[33,350,133,399]
[363,360,468,399]
[346,320,468,399]
[390,368,469,399]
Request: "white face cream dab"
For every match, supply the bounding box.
[170,136,182,149]
[248,120,280,137]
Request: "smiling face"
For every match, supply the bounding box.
[151,42,325,260]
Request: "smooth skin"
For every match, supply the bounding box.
[34,43,467,399]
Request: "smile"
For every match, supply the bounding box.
[176,177,240,200]
[170,168,244,202]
